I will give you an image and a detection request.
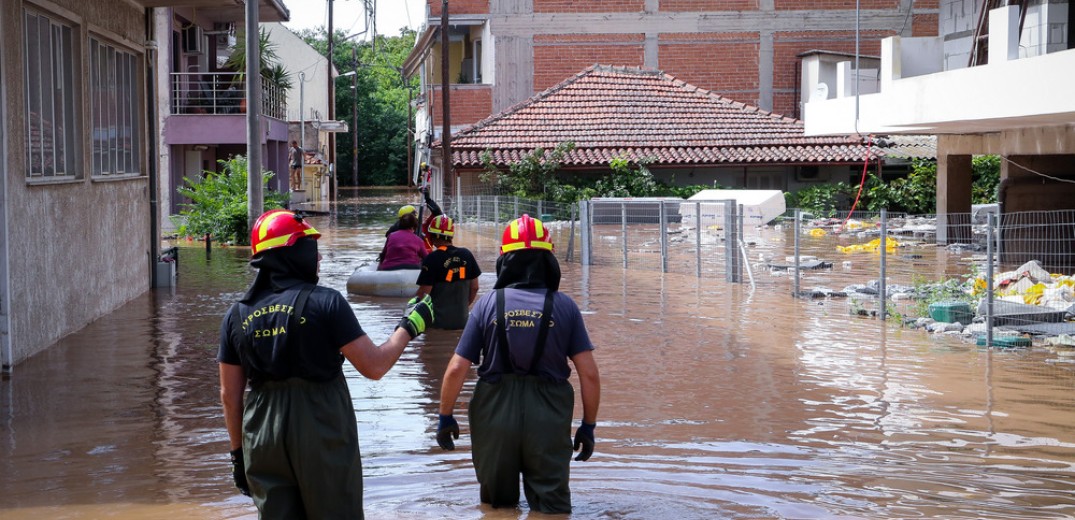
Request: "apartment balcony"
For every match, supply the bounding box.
[165,71,289,146]
[803,5,1075,137]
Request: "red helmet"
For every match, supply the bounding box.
[250,209,321,256]
[428,215,455,237]
[500,214,553,255]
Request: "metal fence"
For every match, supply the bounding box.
[443,195,1075,348]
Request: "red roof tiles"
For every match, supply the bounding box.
[443,65,878,168]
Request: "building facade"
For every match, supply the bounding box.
[802,2,1074,252]
[403,0,938,193]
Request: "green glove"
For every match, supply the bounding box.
[399,295,434,338]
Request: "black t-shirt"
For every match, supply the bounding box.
[218,284,365,383]
[416,245,482,329]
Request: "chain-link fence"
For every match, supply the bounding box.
[442,194,1075,347]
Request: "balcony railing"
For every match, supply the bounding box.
[170,72,287,119]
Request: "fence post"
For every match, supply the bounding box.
[494,196,500,228]
[514,196,519,219]
[725,200,739,283]
[580,200,592,266]
[794,209,801,298]
[620,202,628,268]
[880,208,888,320]
[475,195,481,222]
[538,199,544,219]
[567,203,577,262]
[986,212,995,347]
[660,201,669,273]
[696,201,702,278]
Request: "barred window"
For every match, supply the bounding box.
[90,38,141,177]
[24,10,77,179]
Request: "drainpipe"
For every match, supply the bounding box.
[146,9,160,287]
[246,0,263,227]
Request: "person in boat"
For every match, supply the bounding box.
[413,215,482,330]
[218,209,433,518]
[434,214,601,514]
[377,206,428,271]
[382,164,443,252]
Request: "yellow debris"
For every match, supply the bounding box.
[808,228,827,237]
[836,238,900,254]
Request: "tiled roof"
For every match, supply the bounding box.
[444,65,879,168]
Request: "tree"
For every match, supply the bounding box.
[298,28,417,186]
[479,142,577,199]
[174,156,289,244]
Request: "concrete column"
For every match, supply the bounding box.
[937,154,973,244]
[881,36,901,91]
[759,31,774,111]
[645,33,658,69]
[988,5,1020,63]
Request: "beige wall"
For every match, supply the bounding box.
[3,0,151,366]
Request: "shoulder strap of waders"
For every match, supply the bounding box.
[495,288,555,376]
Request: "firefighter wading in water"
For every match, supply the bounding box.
[218,209,433,519]
[436,214,602,513]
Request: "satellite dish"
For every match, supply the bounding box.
[810,83,829,102]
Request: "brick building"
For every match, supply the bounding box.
[403,0,938,187]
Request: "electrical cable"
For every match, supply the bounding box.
[838,134,874,232]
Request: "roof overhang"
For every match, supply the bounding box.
[138,0,290,23]
[402,26,438,79]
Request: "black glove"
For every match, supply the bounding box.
[229,447,250,496]
[573,422,595,461]
[398,295,434,339]
[437,414,460,450]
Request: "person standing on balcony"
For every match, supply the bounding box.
[288,141,302,191]
[435,214,601,514]
[219,209,433,518]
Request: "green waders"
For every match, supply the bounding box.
[468,374,575,513]
[243,374,363,520]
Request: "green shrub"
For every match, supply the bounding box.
[174,156,289,244]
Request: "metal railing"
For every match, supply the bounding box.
[169,72,287,119]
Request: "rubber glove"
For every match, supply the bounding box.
[573,422,596,461]
[437,414,460,450]
[229,447,250,496]
[399,295,434,339]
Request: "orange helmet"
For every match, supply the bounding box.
[428,215,455,237]
[250,209,320,256]
[500,214,553,255]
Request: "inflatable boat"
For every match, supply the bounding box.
[346,264,419,297]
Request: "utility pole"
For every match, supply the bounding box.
[352,45,359,188]
[327,0,336,201]
[440,0,452,188]
[246,0,263,229]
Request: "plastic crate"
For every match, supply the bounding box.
[928,301,972,324]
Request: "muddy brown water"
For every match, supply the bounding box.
[2,198,1075,519]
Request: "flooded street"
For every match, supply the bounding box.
[3,198,1075,519]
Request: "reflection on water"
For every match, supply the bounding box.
[2,197,1075,519]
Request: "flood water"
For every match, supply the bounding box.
[3,197,1075,519]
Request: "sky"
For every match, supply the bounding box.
[282,0,427,39]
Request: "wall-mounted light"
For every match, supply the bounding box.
[192,145,209,151]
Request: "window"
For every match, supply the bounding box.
[90,38,141,177]
[24,10,77,179]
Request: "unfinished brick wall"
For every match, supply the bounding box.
[774,0,900,8]
[660,0,759,10]
[533,34,645,91]
[658,33,761,96]
[913,13,939,36]
[431,85,493,127]
[534,0,644,12]
[427,0,489,15]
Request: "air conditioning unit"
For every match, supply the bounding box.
[182,25,203,54]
